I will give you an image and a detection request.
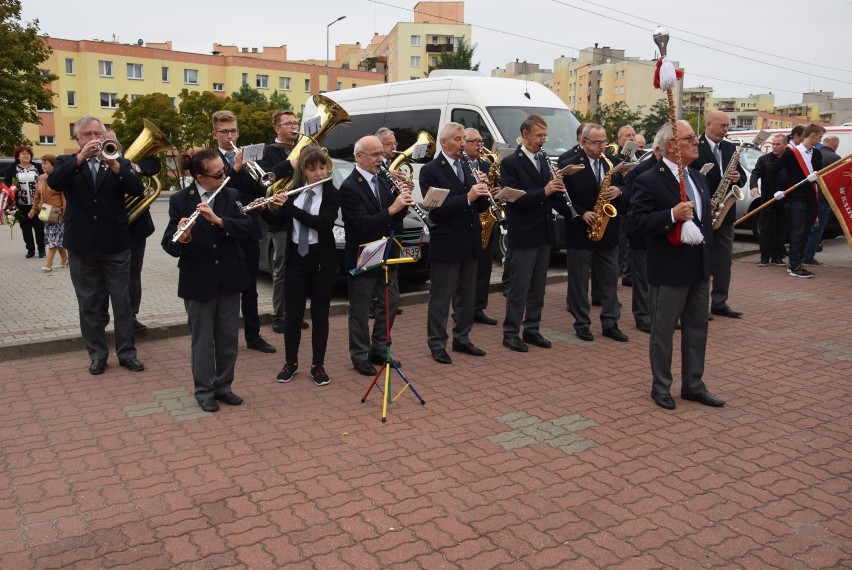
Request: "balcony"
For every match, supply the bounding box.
[425,43,454,53]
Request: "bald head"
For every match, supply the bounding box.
[822,135,839,152]
[704,111,731,143]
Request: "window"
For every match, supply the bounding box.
[126,63,143,80]
[67,91,76,107]
[39,135,55,145]
[65,58,75,75]
[184,69,198,84]
[336,81,342,91]
[411,56,421,68]
[431,36,438,44]
[100,92,118,108]
[242,73,248,85]
[411,35,421,47]
[451,109,495,149]
[319,108,441,160]
[213,82,224,92]
[170,97,176,107]
[99,60,113,77]
[351,83,357,89]
[279,76,291,91]
[162,66,169,82]
[304,78,311,92]
[256,74,269,89]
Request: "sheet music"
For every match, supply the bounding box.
[562,164,585,176]
[422,187,450,209]
[243,143,265,164]
[621,141,640,158]
[611,161,637,175]
[495,187,526,202]
[700,163,714,175]
[303,116,321,137]
[411,144,428,160]
[354,236,390,272]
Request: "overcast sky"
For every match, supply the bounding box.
[23,0,852,108]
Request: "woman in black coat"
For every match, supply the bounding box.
[4,146,45,257]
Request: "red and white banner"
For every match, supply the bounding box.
[817,159,852,249]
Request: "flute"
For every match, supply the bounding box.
[171,176,230,243]
[242,177,332,212]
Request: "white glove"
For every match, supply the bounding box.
[807,172,818,183]
[774,191,785,201]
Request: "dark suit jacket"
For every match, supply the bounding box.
[770,146,823,202]
[558,149,623,249]
[218,149,264,241]
[689,135,747,225]
[258,144,291,170]
[418,153,487,262]
[629,163,713,286]
[750,152,781,200]
[48,154,144,254]
[261,180,341,267]
[499,146,569,249]
[624,155,659,250]
[340,168,407,273]
[161,182,253,301]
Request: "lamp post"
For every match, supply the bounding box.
[326,16,346,92]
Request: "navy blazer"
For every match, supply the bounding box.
[629,163,713,286]
[689,135,747,225]
[418,153,487,262]
[258,144,291,170]
[161,182,253,301]
[218,149,264,241]
[48,154,144,254]
[558,149,623,249]
[340,168,407,274]
[499,146,570,249]
[623,155,659,251]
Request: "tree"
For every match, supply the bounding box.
[268,91,293,112]
[428,36,479,75]
[230,83,267,106]
[177,89,226,150]
[110,93,182,149]
[0,0,56,154]
[637,98,671,140]
[225,100,274,146]
[584,102,644,142]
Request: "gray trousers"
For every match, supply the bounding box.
[428,258,477,351]
[566,246,621,331]
[185,291,240,401]
[348,267,399,363]
[69,248,136,361]
[270,230,288,319]
[631,249,650,328]
[502,244,550,339]
[648,280,709,397]
[710,222,734,311]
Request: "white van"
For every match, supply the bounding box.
[727,125,852,155]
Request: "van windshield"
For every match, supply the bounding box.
[487,106,580,156]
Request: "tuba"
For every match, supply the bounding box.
[123,119,172,224]
[266,94,351,197]
[389,130,436,182]
[586,154,618,242]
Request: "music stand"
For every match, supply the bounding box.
[354,231,425,422]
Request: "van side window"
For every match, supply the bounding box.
[451,109,494,150]
[322,109,441,160]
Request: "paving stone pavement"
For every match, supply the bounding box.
[1,222,850,567]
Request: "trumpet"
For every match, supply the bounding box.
[377,163,435,230]
[171,176,230,243]
[99,139,122,161]
[242,177,332,212]
[229,143,276,187]
[538,150,580,221]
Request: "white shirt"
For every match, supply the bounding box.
[519,145,541,171]
[440,151,465,176]
[663,157,702,221]
[795,143,815,174]
[291,184,323,246]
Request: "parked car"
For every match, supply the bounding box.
[257,158,431,284]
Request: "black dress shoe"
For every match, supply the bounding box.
[710,307,743,319]
[26,251,35,259]
[271,318,285,333]
[652,393,676,410]
[636,322,651,333]
[602,326,629,342]
[38,251,46,258]
[215,392,243,406]
[89,359,107,375]
[353,360,377,376]
[246,336,277,353]
[301,320,310,330]
[134,319,148,333]
[118,357,145,372]
[576,328,594,342]
[522,333,552,348]
[369,352,401,367]
[198,397,219,412]
[502,337,529,352]
[431,348,452,364]
[452,342,486,356]
[682,391,726,407]
[473,311,498,325]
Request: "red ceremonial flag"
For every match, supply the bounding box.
[817,160,852,250]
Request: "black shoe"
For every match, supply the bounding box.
[636,322,651,334]
[576,328,594,342]
[38,251,46,258]
[710,307,743,319]
[369,352,401,367]
[473,311,498,325]
[431,348,452,364]
[134,319,148,333]
[621,278,632,287]
[602,327,629,342]
[502,337,529,352]
[215,392,243,406]
[89,359,107,375]
[591,299,602,307]
[26,251,35,259]
[757,258,770,267]
[396,308,403,315]
[652,393,676,410]
[770,258,786,267]
[119,357,145,372]
[247,336,277,353]
[522,332,552,348]
[301,320,310,330]
[353,360,377,376]
[787,265,815,278]
[311,365,331,386]
[276,362,298,383]
[198,397,219,412]
[271,317,285,333]
[452,342,486,356]
[682,391,726,407]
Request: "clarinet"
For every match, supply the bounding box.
[377,164,435,230]
[539,150,580,221]
[460,155,505,223]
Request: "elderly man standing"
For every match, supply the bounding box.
[749,134,788,267]
[48,116,145,375]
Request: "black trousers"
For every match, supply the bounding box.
[283,246,335,366]
[787,200,816,268]
[17,205,45,254]
[239,238,261,340]
[757,202,787,261]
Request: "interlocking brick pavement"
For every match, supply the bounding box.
[1,227,851,567]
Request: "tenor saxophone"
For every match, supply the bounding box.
[586,154,618,242]
[709,140,745,230]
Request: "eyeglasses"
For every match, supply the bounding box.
[202,169,226,180]
[584,139,608,146]
[465,139,484,144]
[358,151,384,158]
[78,131,104,138]
[676,135,699,142]
[214,128,239,136]
[276,122,298,127]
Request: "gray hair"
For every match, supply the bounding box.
[375,127,394,141]
[72,116,105,138]
[617,125,635,139]
[581,123,605,140]
[438,122,464,143]
[464,127,480,139]
[657,120,692,150]
[354,135,381,155]
[652,126,667,152]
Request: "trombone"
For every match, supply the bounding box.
[229,143,276,187]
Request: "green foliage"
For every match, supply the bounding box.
[224,100,273,146]
[580,102,645,142]
[0,0,57,154]
[231,83,267,105]
[637,98,672,140]
[268,91,293,112]
[110,93,182,148]
[177,89,226,150]
[428,36,480,75]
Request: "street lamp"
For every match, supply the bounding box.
[326,16,346,92]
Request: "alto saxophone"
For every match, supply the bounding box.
[709,140,745,230]
[586,154,618,242]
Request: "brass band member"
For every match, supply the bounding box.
[419,122,490,364]
[162,149,253,412]
[615,124,637,286]
[558,123,628,343]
